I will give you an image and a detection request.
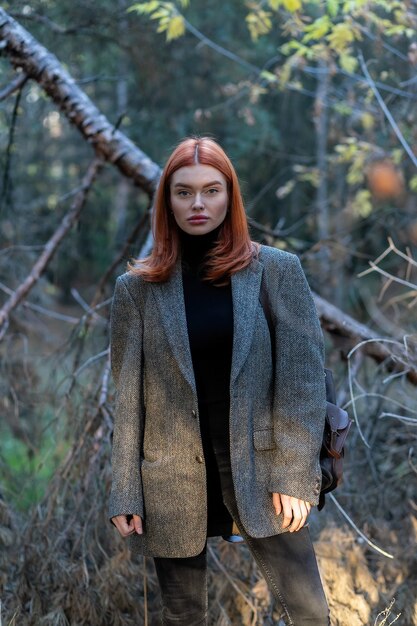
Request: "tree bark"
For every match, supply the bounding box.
[314,291,417,385]
[0,8,161,195]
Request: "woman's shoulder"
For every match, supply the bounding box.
[117,269,145,286]
[115,270,148,300]
[257,244,300,268]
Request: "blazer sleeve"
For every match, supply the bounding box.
[268,253,326,505]
[108,275,145,521]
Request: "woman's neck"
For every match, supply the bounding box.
[179,224,222,273]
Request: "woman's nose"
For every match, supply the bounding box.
[192,194,204,210]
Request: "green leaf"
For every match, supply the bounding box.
[326,0,339,17]
[302,15,331,43]
[268,0,282,9]
[260,70,278,83]
[333,102,353,116]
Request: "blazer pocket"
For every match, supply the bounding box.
[253,428,276,451]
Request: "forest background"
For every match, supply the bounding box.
[0,0,417,624]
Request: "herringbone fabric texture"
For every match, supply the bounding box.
[109,245,326,558]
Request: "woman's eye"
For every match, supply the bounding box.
[206,188,219,194]
[178,190,189,197]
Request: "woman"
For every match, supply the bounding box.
[109,136,330,625]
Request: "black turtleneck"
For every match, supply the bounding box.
[179,225,235,536]
[179,225,234,407]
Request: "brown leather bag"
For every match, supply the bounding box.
[259,275,352,511]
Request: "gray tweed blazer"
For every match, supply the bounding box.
[108,245,326,558]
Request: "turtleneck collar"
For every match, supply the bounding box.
[179,224,223,274]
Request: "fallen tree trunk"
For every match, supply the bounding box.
[314,292,417,385]
[0,8,161,195]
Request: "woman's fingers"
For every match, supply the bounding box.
[272,492,282,516]
[112,514,143,537]
[132,514,143,535]
[274,494,312,532]
[112,514,132,536]
[280,494,294,529]
[288,499,308,532]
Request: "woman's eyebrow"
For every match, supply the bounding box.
[173,180,224,188]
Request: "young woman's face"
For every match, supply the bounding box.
[169,164,229,235]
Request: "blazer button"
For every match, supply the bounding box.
[196,455,204,464]
[191,409,197,418]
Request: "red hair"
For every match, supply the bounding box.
[128,136,258,284]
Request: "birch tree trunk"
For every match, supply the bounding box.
[0,8,161,195]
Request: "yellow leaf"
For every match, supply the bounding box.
[249,84,268,103]
[276,179,295,199]
[360,112,374,131]
[245,10,273,41]
[339,52,358,73]
[351,190,373,218]
[268,0,281,9]
[391,149,403,166]
[347,155,366,185]
[327,22,355,53]
[127,0,160,14]
[278,59,292,88]
[166,14,185,40]
[150,9,171,19]
[282,0,301,11]
[409,175,417,193]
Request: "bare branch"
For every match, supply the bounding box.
[0,280,79,324]
[313,293,417,385]
[0,70,28,101]
[358,51,417,169]
[0,78,25,211]
[0,158,103,340]
[329,494,394,559]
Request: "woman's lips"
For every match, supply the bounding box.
[187,216,209,223]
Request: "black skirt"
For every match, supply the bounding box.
[198,399,234,537]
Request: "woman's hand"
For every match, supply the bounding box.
[112,514,143,537]
[272,493,311,532]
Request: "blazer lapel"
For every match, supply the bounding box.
[230,257,263,386]
[149,254,263,394]
[149,259,197,396]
